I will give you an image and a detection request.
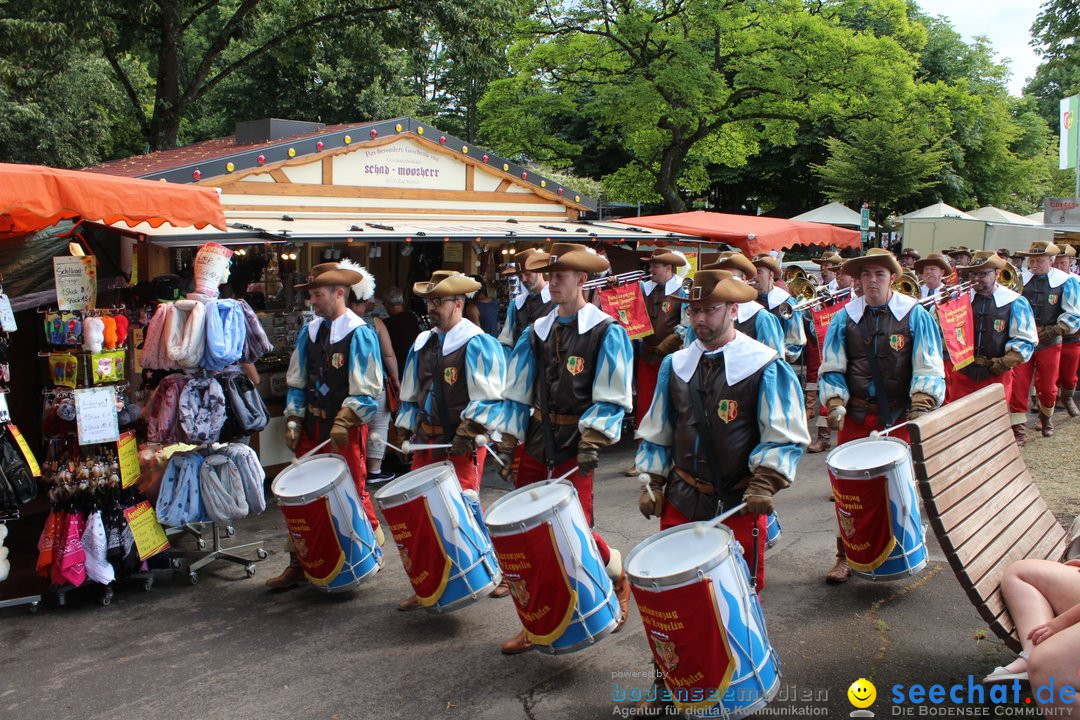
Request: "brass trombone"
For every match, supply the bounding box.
[778,286,853,319]
[581,270,646,290]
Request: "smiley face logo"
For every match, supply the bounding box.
[848,678,876,709]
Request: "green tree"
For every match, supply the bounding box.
[812,118,946,245]
[1026,0,1080,133]
[480,0,917,212]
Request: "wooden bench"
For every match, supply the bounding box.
[907,383,1068,652]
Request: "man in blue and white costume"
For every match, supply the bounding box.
[751,253,806,363]
[497,248,553,353]
[701,252,785,355]
[635,269,808,591]
[818,248,945,584]
[268,262,386,590]
[493,242,634,655]
[395,270,508,610]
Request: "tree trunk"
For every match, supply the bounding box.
[655,142,690,213]
[149,0,184,151]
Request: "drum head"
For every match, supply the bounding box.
[272,456,346,499]
[374,463,452,503]
[486,481,574,527]
[827,437,910,477]
[627,523,734,584]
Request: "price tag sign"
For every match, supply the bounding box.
[123,501,170,560]
[0,293,16,332]
[74,386,119,445]
[117,431,140,488]
[53,256,97,312]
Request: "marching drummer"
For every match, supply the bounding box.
[1054,245,1080,418]
[394,270,508,610]
[1012,241,1080,439]
[267,262,387,590]
[750,254,806,363]
[818,248,944,584]
[947,252,1037,430]
[493,242,634,655]
[631,269,809,712]
[497,248,553,353]
[914,253,951,299]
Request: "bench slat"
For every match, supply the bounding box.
[917,434,1020,500]
[940,480,1036,552]
[908,384,1005,440]
[919,451,1025,518]
[963,510,1062,587]
[915,413,1013,469]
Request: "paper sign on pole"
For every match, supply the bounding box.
[74,386,119,445]
[53,256,97,311]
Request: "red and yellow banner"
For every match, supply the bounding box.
[381,497,452,606]
[599,284,654,340]
[491,524,577,645]
[812,297,852,355]
[830,475,896,571]
[280,498,346,587]
[936,294,975,370]
[632,579,736,711]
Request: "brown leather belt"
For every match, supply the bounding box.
[848,397,905,413]
[420,422,445,436]
[674,468,715,495]
[308,406,328,419]
[531,410,580,426]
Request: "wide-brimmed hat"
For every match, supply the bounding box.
[899,248,921,260]
[295,262,364,290]
[814,252,844,267]
[841,248,903,278]
[412,270,481,299]
[1016,241,1061,257]
[957,251,1006,275]
[751,254,782,279]
[524,242,610,274]
[1063,245,1077,258]
[643,248,688,268]
[703,252,756,279]
[672,270,756,307]
[945,246,974,259]
[501,248,543,276]
[914,253,953,274]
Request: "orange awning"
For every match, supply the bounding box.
[0,163,226,239]
[616,211,861,256]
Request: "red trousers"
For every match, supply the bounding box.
[949,369,1013,405]
[295,422,378,531]
[515,451,611,566]
[838,411,910,444]
[411,446,488,493]
[636,357,661,428]
[1059,342,1080,391]
[804,327,821,385]
[1010,344,1061,414]
[660,501,767,591]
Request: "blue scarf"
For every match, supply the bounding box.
[202,299,247,371]
[156,452,208,527]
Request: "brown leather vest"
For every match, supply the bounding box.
[513,291,555,345]
[413,333,471,443]
[845,306,914,421]
[735,313,758,342]
[663,353,767,521]
[642,281,682,363]
[963,294,1012,382]
[1023,274,1064,349]
[304,323,358,441]
[524,317,614,464]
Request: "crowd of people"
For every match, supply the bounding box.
[263,239,1080,712]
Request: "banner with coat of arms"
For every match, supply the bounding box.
[631,579,736,711]
[380,496,452,606]
[935,294,975,370]
[811,297,851,356]
[598,283,654,340]
[829,474,896,572]
[491,523,577,645]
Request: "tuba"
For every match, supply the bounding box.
[998,264,1023,293]
[891,271,921,299]
[783,266,808,284]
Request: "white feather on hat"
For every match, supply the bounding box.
[338,259,375,301]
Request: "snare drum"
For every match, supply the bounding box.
[272,455,382,592]
[374,462,501,613]
[765,512,781,550]
[827,437,927,581]
[485,480,619,655]
[626,522,781,719]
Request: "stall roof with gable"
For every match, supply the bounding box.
[0,163,226,239]
[789,202,877,229]
[967,206,1040,226]
[900,202,976,221]
[614,211,860,255]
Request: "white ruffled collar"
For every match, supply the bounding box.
[1022,267,1071,289]
[642,275,684,297]
[514,284,551,311]
[764,286,790,310]
[411,318,484,355]
[307,309,365,345]
[670,333,777,386]
[969,285,1021,309]
[844,291,917,323]
[532,303,609,341]
[736,301,763,323]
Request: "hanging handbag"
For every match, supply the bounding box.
[0,429,36,505]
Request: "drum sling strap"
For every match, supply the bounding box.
[428,334,455,443]
[532,329,574,473]
[688,357,760,587]
[854,308,908,427]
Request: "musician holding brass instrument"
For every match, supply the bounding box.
[818,249,944,584]
[915,253,952,299]
[497,248,554,353]
[1013,241,1080,438]
[751,254,806,363]
[945,252,1037,443]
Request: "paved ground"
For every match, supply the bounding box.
[0,438,1046,720]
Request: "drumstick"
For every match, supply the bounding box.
[292,438,332,465]
[474,434,505,467]
[368,432,406,455]
[638,473,655,502]
[711,503,747,526]
[552,466,578,483]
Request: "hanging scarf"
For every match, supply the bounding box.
[141,303,175,370]
[37,510,62,577]
[156,452,206,527]
[179,376,226,443]
[166,299,207,369]
[238,299,273,363]
[202,299,247,371]
[223,443,266,514]
[53,512,87,588]
[81,511,115,585]
[199,454,249,523]
[146,374,189,444]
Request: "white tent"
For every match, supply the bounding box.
[901,201,976,221]
[1025,211,1043,223]
[968,206,1041,226]
[789,201,877,229]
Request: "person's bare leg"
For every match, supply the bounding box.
[1000,559,1080,673]
[1027,623,1080,712]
